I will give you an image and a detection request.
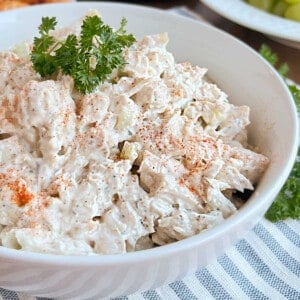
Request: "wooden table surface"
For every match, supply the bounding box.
[120,0,300,83]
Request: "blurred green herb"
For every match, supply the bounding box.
[31,15,136,94]
[259,44,300,222]
[265,149,300,222]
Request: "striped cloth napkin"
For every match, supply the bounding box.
[1,6,299,300]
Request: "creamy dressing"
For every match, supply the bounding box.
[0,13,269,255]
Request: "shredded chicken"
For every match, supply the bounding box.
[0,13,269,255]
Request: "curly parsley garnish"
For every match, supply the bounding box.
[31,15,136,94]
[259,44,300,222]
[265,149,300,222]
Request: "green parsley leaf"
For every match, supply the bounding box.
[277,62,290,78]
[31,15,136,94]
[55,34,78,76]
[259,44,300,222]
[31,17,58,77]
[38,16,57,35]
[30,17,59,77]
[259,44,278,66]
[289,85,300,111]
[265,149,300,222]
[80,15,104,50]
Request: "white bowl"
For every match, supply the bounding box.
[200,0,300,49]
[0,2,298,298]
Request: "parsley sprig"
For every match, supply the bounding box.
[259,44,300,222]
[31,15,136,94]
[265,149,300,222]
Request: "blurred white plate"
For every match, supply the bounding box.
[200,0,300,49]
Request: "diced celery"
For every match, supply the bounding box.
[120,141,141,161]
[12,42,30,58]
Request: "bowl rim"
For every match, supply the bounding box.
[0,1,298,266]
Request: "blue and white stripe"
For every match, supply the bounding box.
[1,219,299,300]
